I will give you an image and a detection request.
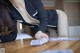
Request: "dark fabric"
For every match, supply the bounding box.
[9,0,48,32]
[0,20,17,43]
[24,0,58,31]
[47,10,58,26]
[8,0,58,34]
[29,10,58,35]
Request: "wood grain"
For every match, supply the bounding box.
[0,38,80,53]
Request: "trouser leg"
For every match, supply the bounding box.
[29,25,38,37]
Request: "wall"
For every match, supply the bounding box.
[64,2,80,26]
[63,1,80,36]
[55,0,64,10]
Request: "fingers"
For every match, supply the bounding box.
[41,33,49,39]
[35,32,49,40]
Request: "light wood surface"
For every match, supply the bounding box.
[0,38,80,53]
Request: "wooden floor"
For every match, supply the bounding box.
[0,38,80,53]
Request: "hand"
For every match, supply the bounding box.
[35,31,49,39]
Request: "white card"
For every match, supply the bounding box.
[30,38,48,46]
[30,40,42,46]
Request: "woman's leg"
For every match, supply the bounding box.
[56,10,69,37]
